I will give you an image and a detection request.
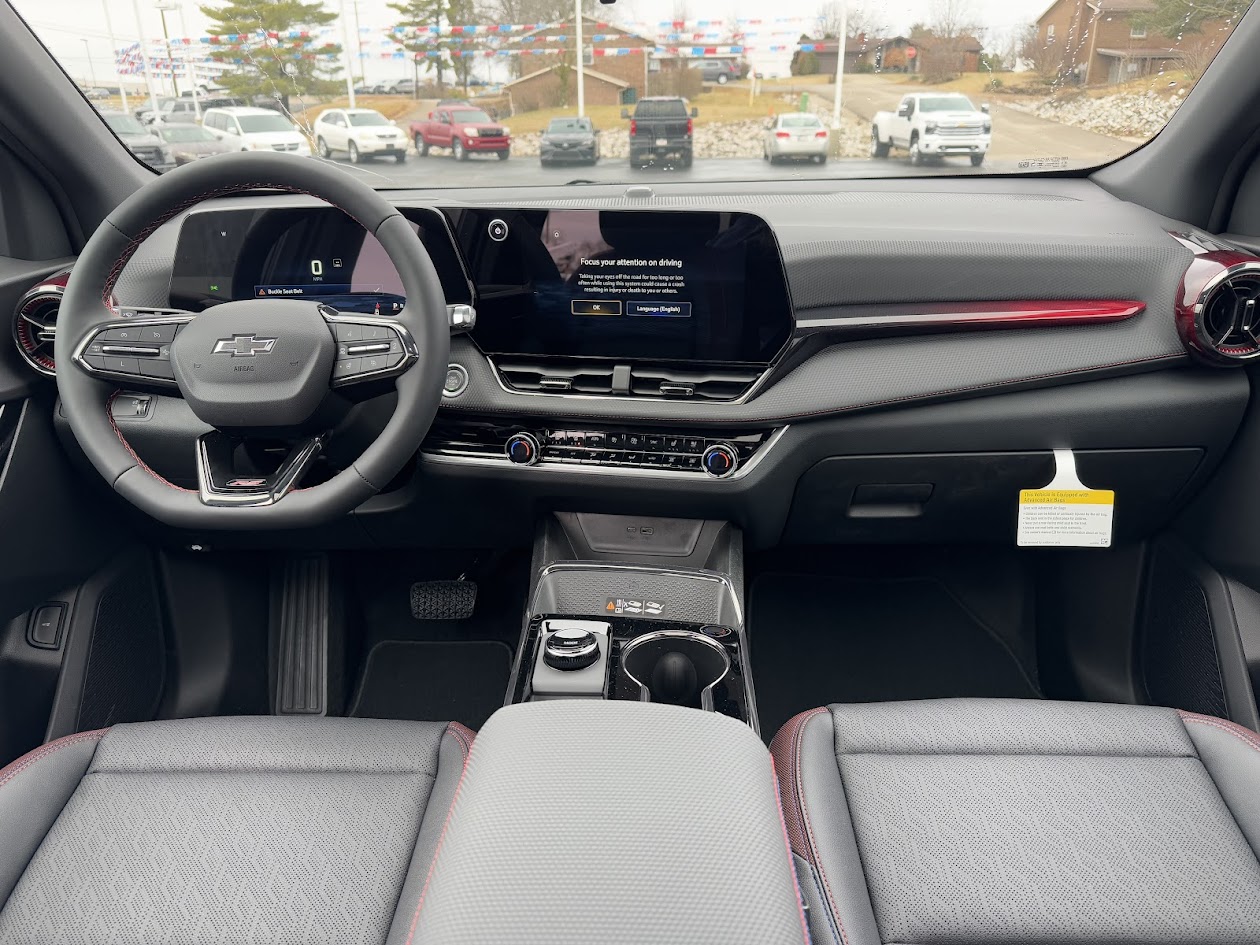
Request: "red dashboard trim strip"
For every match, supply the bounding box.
[795,300,1144,337]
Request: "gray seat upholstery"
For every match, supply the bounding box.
[771,698,1260,945]
[0,716,472,945]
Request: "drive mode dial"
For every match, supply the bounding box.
[701,443,739,478]
[505,432,541,465]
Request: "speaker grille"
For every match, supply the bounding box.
[1141,548,1227,718]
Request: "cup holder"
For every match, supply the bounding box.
[621,630,731,711]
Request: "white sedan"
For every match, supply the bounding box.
[763,113,829,165]
[313,108,408,164]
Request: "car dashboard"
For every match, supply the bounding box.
[14,175,1258,548]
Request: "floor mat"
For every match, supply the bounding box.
[750,573,1041,740]
[350,640,512,730]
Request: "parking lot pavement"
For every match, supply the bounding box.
[315,151,1017,188]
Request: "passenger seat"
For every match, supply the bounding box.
[771,698,1260,945]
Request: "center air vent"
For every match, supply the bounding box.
[13,284,65,376]
[495,358,761,401]
[1179,262,1260,365]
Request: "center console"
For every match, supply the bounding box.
[507,512,760,731]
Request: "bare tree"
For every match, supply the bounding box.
[816,0,882,41]
[1018,21,1065,82]
[929,0,977,39]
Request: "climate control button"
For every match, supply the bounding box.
[505,432,541,466]
[701,443,739,478]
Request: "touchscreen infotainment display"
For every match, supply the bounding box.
[455,209,792,365]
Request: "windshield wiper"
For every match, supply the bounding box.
[565,179,599,186]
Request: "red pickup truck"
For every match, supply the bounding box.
[410,106,511,161]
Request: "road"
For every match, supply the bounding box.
[315,151,1042,188]
[810,74,1132,166]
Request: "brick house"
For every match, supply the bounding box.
[501,17,654,110]
[1033,0,1228,84]
[506,66,629,111]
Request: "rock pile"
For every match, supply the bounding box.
[1010,89,1187,139]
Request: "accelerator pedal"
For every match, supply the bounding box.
[410,580,478,621]
[272,554,331,715]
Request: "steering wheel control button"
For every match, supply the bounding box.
[137,325,177,344]
[487,218,509,242]
[543,626,600,671]
[334,323,363,342]
[333,358,362,379]
[702,444,739,478]
[102,325,147,343]
[138,359,175,379]
[506,432,541,465]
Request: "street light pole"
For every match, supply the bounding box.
[82,39,98,88]
[574,0,584,117]
[156,2,179,96]
[130,0,162,122]
[339,0,356,107]
[831,2,847,128]
[102,0,128,111]
[175,4,200,121]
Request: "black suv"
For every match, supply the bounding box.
[622,96,697,169]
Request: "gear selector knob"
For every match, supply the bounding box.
[543,626,600,671]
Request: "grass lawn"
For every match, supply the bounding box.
[506,85,807,135]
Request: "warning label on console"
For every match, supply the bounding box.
[575,258,689,300]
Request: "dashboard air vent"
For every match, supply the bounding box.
[628,365,761,401]
[13,285,65,376]
[1179,261,1260,365]
[497,360,616,395]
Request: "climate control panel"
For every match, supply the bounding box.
[425,421,777,478]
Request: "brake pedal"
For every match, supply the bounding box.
[410,580,477,620]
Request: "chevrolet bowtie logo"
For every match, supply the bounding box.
[212,334,277,357]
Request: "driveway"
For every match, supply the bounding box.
[807,74,1134,166]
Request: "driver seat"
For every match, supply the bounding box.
[0,716,471,944]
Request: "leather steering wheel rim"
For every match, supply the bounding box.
[56,152,449,530]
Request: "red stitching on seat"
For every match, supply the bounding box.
[770,708,826,860]
[0,729,108,790]
[771,756,815,945]
[445,721,475,760]
[404,733,472,945]
[106,390,193,492]
[1179,710,1260,755]
[771,707,851,945]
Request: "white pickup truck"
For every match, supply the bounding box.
[870,93,992,167]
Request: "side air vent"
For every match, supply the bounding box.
[495,358,762,401]
[13,282,67,377]
[629,365,761,401]
[1178,261,1260,365]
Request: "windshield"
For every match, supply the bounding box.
[348,111,390,126]
[918,95,977,112]
[236,114,296,133]
[159,125,215,142]
[102,112,146,135]
[14,0,1249,182]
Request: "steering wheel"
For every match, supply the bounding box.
[56,152,449,530]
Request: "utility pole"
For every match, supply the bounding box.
[830,2,847,128]
[339,0,356,106]
[102,0,128,111]
[82,39,98,88]
[131,0,162,121]
[156,1,179,96]
[175,3,200,120]
[352,0,363,87]
[575,0,584,117]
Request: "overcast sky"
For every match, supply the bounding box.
[12,0,1045,87]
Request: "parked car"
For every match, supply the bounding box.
[83,87,111,100]
[201,106,312,155]
[539,116,599,167]
[134,96,173,124]
[154,123,235,164]
[622,96,696,169]
[695,58,743,84]
[410,105,510,161]
[871,92,992,167]
[98,110,175,171]
[313,108,408,164]
[763,112,829,165]
[391,78,417,96]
